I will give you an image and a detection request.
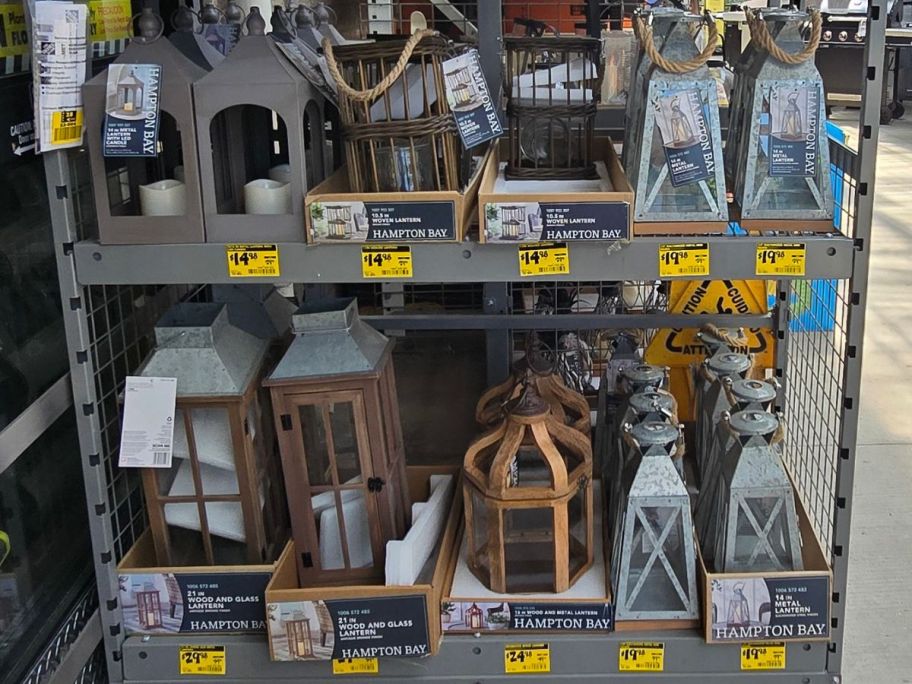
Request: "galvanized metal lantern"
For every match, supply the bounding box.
[464,387,594,594]
[136,303,286,566]
[194,9,326,242]
[503,36,603,179]
[265,298,410,585]
[84,8,207,245]
[611,421,698,620]
[728,9,832,221]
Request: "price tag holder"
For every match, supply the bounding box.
[332,657,379,675]
[504,643,550,674]
[740,642,786,670]
[361,245,414,279]
[756,242,806,276]
[618,641,665,672]
[226,244,280,278]
[518,242,570,277]
[179,645,226,675]
[658,242,710,277]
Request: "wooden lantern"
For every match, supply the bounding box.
[286,617,314,658]
[464,386,594,594]
[466,602,485,630]
[136,589,163,629]
[265,298,410,585]
[137,303,286,566]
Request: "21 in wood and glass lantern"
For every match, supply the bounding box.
[286,616,314,658]
[464,387,593,594]
[136,588,163,629]
[265,299,410,585]
[136,303,286,566]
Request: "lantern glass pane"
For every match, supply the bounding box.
[569,486,588,577]
[180,407,237,472]
[625,506,689,612]
[329,401,361,484]
[204,502,249,564]
[471,488,489,572]
[503,507,555,593]
[734,495,792,569]
[300,403,333,486]
[317,490,372,570]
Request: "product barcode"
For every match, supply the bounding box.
[152,451,169,465]
[246,268,274,275]
[53,125,81,142]
[386,268,410,276]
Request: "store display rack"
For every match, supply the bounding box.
[44,1,884,681]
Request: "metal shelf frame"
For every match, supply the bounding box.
[42,0,885,681]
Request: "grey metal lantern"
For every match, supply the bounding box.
[168,5,225,71]
[194,9,326,242]
[713,411,803,573]
[628,11,728,223]
[611,421,698,621]
[728,9,832,221]
[84,8,207,245]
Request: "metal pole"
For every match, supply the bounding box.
[482,282,511,386]
[477,0,503,101]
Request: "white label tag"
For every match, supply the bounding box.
[118,376,177,468]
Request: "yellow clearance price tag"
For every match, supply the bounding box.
[332,657,379,675]
[658,242,710,277]
[518,241,570,277]
[51,110,84,146]
[226,244,280,278]
[504,643,550,674]
[756,242,806,276]
[178,645,226,675]
[740,642,786,670]
[361,245,413,279]
[619,642,665,672]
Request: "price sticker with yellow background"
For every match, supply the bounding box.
[88,0,132,43]
[226,244,280,278]
[332,657,379,675]
[361,245,413,279]
[740,642,786,670]
[756,243,806,276]
[178,645,226,675]
[504,643,550,674]
[658,243,710,277]
[518,242,570,277]
[619,642,665,672]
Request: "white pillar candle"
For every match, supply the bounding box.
[139,179,187,216]
[244,179,291,215]
[268,163,292,185]
[173,165,185,182]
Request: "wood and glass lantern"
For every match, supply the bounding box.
[193,9,325,242]
[84,8,207,245]
[136,303,286,566]
[464,386,593,594]
[286,617,314,658]
[265,298,410,585]
[136,588,164,629]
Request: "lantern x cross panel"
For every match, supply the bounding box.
[730,495,789,569]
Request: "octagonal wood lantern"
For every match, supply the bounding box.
[464,386,593,594]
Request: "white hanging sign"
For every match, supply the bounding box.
[118,376,177,468]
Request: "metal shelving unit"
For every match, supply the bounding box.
[43,0,884,680]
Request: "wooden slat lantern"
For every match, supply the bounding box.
[265,298,409,586]
[136,303,286,566]
[464,386,594,594]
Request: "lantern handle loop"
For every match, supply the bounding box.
[634,13,718,74]
[130,10,165,44]
[322,28,440,102]
[745,8,822,65]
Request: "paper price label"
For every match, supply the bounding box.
[226,244,280,278]
[658,243,710,277]
[51,110,84,145]
[740,642,786,670]
[756,242,806,276]
[504,643,550,674]
[118,377,176,468]
[179,645,226,675]
[518,242,570,277]
[619,642,664,672]
[361,245,413,279]
[333,658,379,675]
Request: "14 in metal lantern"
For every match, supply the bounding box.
[194,9,325,242]
[265,299,410,585]
[136,303,286,566]
[84,8,207,245]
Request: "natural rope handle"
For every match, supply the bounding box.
[634,13,718,74]
[701,322,746,350]
[322,29,439,102]
[746,8,822,65]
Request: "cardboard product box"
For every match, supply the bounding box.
[477,140,633,244]
[265,466,463,661]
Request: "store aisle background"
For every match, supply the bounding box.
[840,111,912,683]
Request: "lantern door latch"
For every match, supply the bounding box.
[280,414,293,431]
[367,477,385,493]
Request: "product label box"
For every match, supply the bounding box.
[485,201,629,242]
[310,200,457,242]
[443,601,613,633]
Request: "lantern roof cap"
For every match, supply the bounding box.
[194,22,304,88]
[629,420,679,448]
[629,388,676,415]
[729,409,779,437]
[706,351,752,377]
[139,303,269,397]
[730,378,776,405]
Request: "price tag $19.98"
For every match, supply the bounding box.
[658,243,709,277]
[619,642,664,672]
[740,643,786,670]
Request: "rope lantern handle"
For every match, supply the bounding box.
[634,12,718,74]
[322,29,440,103]
[745,7,822,65]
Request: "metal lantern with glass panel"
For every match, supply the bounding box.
[84,7,207,245]
[611,421,698,620]
[193,8,325,242]
[464,386,593,594]
[136,303,286,566]
[503,35,603,179]
[265,299,409,586]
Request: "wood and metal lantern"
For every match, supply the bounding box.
[503,35,603,179]
[611,421,698,620]
[265,298,410,586]
[464,387,594,594]
[466,602,485,630]
[194,9,325,242]
[136,588,164,629]
[137,303,286,566]
[286,617,314,658]
[322,31,460,193]
[84,8,207,245]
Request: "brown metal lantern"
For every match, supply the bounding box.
[84,8,207,244]
[265,299,410,586]
[322,30,460,193]
[136,303,287,567]
[503,36,603,179]
[464,387,594,594]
